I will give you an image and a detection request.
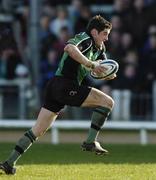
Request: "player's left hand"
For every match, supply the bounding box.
[103,73,117,80]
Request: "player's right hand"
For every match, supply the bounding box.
[91,60,107,75]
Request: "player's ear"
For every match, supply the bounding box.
[91,29,98,37]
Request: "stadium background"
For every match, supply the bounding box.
[0,0,156,144]
[1,1,156,179]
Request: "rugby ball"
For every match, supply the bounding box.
[90,59,119,79]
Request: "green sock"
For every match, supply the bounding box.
[6,129,37,167]
[86,107,111,143]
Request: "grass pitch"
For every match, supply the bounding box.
[0,143,156,180]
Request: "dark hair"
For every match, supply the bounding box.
[86,15,112,34]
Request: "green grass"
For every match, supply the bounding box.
[1,143,156,179]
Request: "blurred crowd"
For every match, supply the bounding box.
[0,0,156,98]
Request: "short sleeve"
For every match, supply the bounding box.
[66,32,92,53]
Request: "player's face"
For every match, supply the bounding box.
[94,29,111,47]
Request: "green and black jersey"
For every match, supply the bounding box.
[55,32,107,85]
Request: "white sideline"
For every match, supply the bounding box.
[0,120,155,145]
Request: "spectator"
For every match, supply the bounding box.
[141,25,156,92]
[54,26,71,59]
[110,14,123,32]
[112,64,139,92]
[112,0,133,32]
[120,32,135,56]
[118,50,139,79]
[107,30,122,60]
[16,6,30,47]
[68,0,83,26]
[39,48,59,97]
[49,6,72,37]
[74,6,92,33]
[123,50,138,66]
[39,15,51,40]
[0,48,23,79]
[41,32,58,59]
[41,4,56,19]
[129,0,150,48]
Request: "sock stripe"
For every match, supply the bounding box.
[28,130,37,141]
[91,123,101,131]
[97,106,111,113]
[24,133,34,143]
[93,109,108,116]
[15,145,24,154]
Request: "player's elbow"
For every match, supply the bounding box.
[64,44,75,54]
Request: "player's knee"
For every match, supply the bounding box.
[101,96,114,110]
[108,97,114,110]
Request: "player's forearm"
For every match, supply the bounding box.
[64,44,93,69]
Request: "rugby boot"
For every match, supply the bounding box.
[81,141,109,155]
[0,161,16,175]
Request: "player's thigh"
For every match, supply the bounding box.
[81,87,114,109]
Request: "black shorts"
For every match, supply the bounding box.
[43,76,91,112]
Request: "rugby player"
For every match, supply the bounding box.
[0,15,116,175]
